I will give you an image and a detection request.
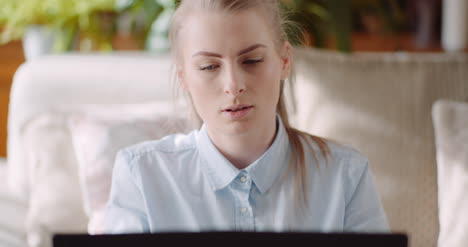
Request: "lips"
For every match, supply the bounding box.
[222,104,253,112]
[222,104,254,120]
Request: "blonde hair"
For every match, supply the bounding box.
[169,0,330,209]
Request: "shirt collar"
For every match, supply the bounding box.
[196,115,290,194]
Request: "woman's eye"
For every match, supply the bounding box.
[199,64,219,71]
[243,58,264,65]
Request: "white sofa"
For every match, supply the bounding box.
[0,157,27,247]
[3,48,468,247]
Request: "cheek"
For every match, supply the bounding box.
[184,72,219,117]
[186,71,218,96]
[253,61,282,96]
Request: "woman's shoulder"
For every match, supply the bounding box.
[325,140,368,163]
[110,130,200,184]
[303,135,369,169]
[118,130,198,162]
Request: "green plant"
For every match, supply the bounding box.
[117,0,176,51]
[282,0,352,52]
[0,0,118,51]
[0,0,175,52]
[281,0,405,52]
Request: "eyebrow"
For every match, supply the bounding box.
[192,43,267,58]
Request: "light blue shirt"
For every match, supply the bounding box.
[103,117,389,234]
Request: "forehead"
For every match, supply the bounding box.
[179,9,275,56]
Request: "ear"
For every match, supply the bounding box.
[280,41,292,80]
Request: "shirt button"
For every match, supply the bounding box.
[240,207,248,214]
[240,176,247,183]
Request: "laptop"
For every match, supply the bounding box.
[53,232,408,247]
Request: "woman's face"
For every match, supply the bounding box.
[178,9,291,136]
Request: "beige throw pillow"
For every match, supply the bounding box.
[432,100,468,247]
[68,103,192,234]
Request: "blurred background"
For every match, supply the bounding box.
[0,0,467,158]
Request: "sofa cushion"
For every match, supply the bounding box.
[68,103,192,234]
[432,100,468,247]
[293,48,468,247]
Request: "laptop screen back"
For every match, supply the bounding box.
[53,232,408,247]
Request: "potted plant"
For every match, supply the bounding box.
[115,0,176,52]
[0,0,119,59]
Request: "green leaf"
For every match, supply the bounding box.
[327,0,352,52]
[304,3,329,21]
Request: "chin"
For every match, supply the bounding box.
[224,119,254,134]
[209,115,251,135]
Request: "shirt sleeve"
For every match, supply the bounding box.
[102,151,150,234]
[344,158,390,232]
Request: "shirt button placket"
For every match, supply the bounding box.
[236,172,254,231]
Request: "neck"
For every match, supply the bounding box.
[207,118,278,170]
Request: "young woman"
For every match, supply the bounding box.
[103,0,389,233]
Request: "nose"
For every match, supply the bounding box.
[223,66,246,96]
